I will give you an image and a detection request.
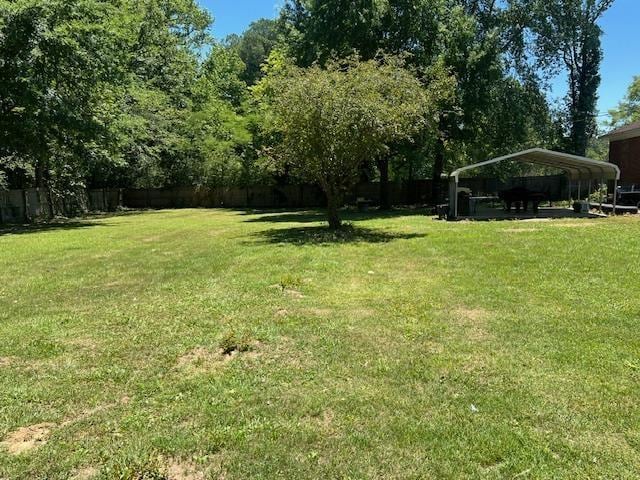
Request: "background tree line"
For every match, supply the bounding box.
[1,0,631,209]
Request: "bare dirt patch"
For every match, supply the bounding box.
[176,342,262,373]
[269,283,306,299]
[165,458,206,480]
[284,288,305,299]
[177,347,233,371]
[351,308,375,318]
[142,236,161,243]
[549,222,598,228]
[71,466,99,480]
[0,357,13,367]
[1,396,131,455]
[1,423,55,455]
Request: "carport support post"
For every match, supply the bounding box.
[600,179,604,212]
[578,181,581,200]
[448,177,458,219]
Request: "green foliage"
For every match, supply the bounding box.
[0,0,130,189]
[201,45,248,107]
[279,0,560,195]
[0,0,257,192]
[281,0,385,66]
[528,0,614,156]
[257,55,451,227]
[227,19,280,85]
[218,330,252,355]
[0,0,614,201]
[608,76,640,128]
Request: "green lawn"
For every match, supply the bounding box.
[1,209,639,479]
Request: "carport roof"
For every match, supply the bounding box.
[450,148,620,181]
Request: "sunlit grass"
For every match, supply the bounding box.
[1,209,639,478]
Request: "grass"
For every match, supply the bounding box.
[0,208,639,479]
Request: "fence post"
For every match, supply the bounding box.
[22,189,30,223]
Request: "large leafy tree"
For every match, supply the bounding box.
[0,0,225,191]
[280,0,383,66]
[280,0,557,205]
[0,0,130,191]
[107,0,214,189]
[528,0,614,156]
[257,55,451,228]
[226,19,280,86]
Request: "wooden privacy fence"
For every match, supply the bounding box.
[1,176,567,223]
[122,176,567,210]
[0,188,122,224]
[121,183,429,210]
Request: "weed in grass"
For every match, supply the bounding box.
[278,273,302,291]
[218,330,252,356]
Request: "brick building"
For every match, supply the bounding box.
[602,121,640,187]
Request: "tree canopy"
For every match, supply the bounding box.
[256,54,452,227]
[609,76,640,128]
[0,0,621,225]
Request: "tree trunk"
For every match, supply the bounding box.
[377,157,391,210]
[431,134,446,205]
[326,190,342,229]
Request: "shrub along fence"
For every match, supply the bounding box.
[1,175,567,224]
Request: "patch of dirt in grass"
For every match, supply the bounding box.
[165,458,206,480]
[177,341,262,373]
[304,307,333,317]
[61,397,130,428]
[71,466,99,480]
[1,396,131,455]
[351,307,375,318]
[269,283,306,299]
[452,307,491,341]
[65,336,99,351]
[318,409,335,432]
[574,430,637,457]
[284,288,305,299]
[275,308,289,317]
[550,222,598,228]
[0,357,13,367]
[0,422,55,455]
[177,347,233,370]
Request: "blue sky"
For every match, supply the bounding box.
[200,0,639,118]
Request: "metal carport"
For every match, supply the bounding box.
[448,148,621,219]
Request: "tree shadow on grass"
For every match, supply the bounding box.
[0,210,166,236]
[250,224,426,245]
[239,207,428,225]
[0,220,110,237]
